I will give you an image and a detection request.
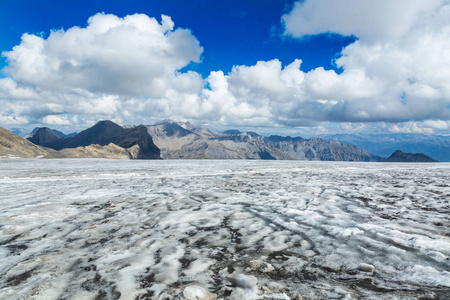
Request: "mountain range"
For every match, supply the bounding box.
[322,133,449,162]
[146,120,379,161]
[0,120,442,162]
[27,120,160,159]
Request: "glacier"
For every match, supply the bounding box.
[0,159,449,299]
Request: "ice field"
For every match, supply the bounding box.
[0,159,449,299]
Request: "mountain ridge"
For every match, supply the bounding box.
[26,120,161,159]
[3,121,441,162]
[146,120,291,159]
[146,120,379,161]
[322,133,449,162]
[26,127,77,139]
[0,126,50,158]
[0,125,149,159]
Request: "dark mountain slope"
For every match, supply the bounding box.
[382,150,438,162]
[29,120,160,159]
[27,127,61,148]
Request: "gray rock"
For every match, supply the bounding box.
[147,120,379,161]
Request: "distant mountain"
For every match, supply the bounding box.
[382,150,438,162]
[28,120,161,159]
[147,120,290,159]
[322,133,450,162]
[1,126,144,159]
[27,127,61,148]
[262,135,378,161]
[146,120,378,161]
[0,126,50,158]
[222,129,242,135]
[21,119,446,162]
[10,127,32,137]
[223,129,260,138]
[27,127,77,139]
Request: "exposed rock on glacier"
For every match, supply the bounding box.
[356,263,375,272]
[181,285,216,300]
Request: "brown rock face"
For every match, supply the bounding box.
[0,126,49,158]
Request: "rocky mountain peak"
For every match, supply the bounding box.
[27,127,60,147]
[26,120,160,159]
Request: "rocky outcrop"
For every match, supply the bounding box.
[56,143,139,159]
[382,150,438,162]
[28,120,161,159]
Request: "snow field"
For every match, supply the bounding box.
[0,159,449,299]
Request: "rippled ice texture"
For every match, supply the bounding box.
[0,159,449,300]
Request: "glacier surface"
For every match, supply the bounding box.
[0,159,449,299]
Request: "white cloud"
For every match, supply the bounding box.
[304,67,383,100]
[278,0,450,124]
[0,13,205,128]
[2,13,203,98]
[1,6,450,134]
[0,78,37,99]
[0,115,29,125]
[41,115,71,125]
[195,0,450,127]
[422,120,450,130]
[282,0,443,43]
[339,122,367,132]
[389,122,435,134]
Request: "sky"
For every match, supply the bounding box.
[1,0,450,136]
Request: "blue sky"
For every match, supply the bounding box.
[1,0,449,136]
[0,0,355,76]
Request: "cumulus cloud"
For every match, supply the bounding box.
[41,115,71,125]
[389,122,435,134]
[0,13,205,128]
[282,0,443,42]
[1,5,450,134]
[421,120,450,130]
[227,2,450,129]
[277,0,450,126]
[3,13,203,97]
